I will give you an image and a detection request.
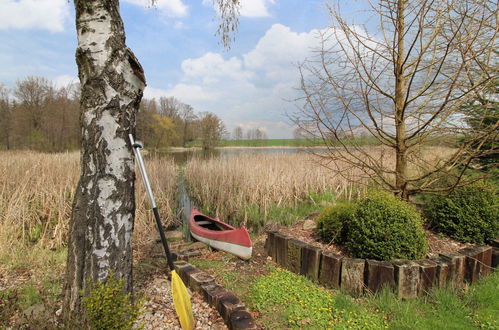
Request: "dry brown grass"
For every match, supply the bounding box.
[183,147,456,227]
[0,151,177,272]
[184,152,364,222]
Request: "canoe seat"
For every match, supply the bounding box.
[195,220,212,226]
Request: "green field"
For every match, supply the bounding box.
[187,137,381,148]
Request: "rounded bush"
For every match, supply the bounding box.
[345,191,428,261]
[424,182,498,243]
[316,203,355,244]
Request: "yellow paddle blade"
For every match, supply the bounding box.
[171,270,194,330]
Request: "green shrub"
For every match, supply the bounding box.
[316,203,355,244]
[82,273,143,330]
[424,182,498,243]
[345,191,428,261]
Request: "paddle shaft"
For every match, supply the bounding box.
[129,134,175,271]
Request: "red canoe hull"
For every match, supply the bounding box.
[189,208,252,260]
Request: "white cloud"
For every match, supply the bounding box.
[0,0,69,32]
[144,24,321,138]
[123,0,188,17]
[239,0,273,17]
[53,75,78,89]
[244,24,321,80]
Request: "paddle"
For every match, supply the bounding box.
[129,134,194,330]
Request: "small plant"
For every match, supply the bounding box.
[345,190,428,261]
[82,273,143,330]
[424,182,498,243]
[316,203,355,244]
[250,267,387,329]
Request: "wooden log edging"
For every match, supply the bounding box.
[174,261,257,330]
[264,231,496,299]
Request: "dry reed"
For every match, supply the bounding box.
[0,151,177,261]
[183,147,456,227]
[184,152,364,224]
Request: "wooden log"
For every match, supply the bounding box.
[489,238,499,248]
[393,260,420,299]
[300,244,322,281]
[173,261,200,285]
[492,248,499,269]
[200,282,226,307]
[432,257,453,288]
[229,310,257,330]
[319,252,343,289]
[440,252,465,287]
[265,231,277,259]
[274,233,289,266]
[365,260,395,293]
[189,271,216,293]
[217,291,246,323]
[171,251,189,261]
[417,259,438,295]
[286,239,307,274]
[459,245,493,283]
[340,258,365,296]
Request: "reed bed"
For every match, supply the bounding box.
[183,147,456,229]
[0,151,177,270]
[184,152,365,229]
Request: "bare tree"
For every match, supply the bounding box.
[158,96,181,119]
[179,103,197,147]
[233,126,243,140]
[63,0,146,320]
[0,84,11,150]
[293,0,498,199]
[64,0,240,322]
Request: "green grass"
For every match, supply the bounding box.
[369,272,499,329]
[251,266,387,329]
[192,254,499,330]
[253,268,499,329]
[190,256,255,298]
[187,138,323,147]
[186,136,383,148]
[200,189,336,231]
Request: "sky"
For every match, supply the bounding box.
[0,0,367,138]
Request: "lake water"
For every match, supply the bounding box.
[153,147,328,166]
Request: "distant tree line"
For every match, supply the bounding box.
[0,77,80,151]
[137,96,226,149]
[0,76,226,151]
[232,126,268,141]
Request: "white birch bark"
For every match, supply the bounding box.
[63,0,146,319]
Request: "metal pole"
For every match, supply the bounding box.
[129,134,156,208]
[130,134,174,271]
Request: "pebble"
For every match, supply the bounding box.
[135,273,227,329]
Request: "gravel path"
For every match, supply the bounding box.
[135,273,227,329]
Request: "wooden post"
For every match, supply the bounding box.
[300,244,322,281]
[440,252,465,287]
[229,310,257,330]
[286,239,307,274]
[365,260,395,293]
[265,231,277,259]
[417,259,437,295]
[319,252,343,289]
[459,246,492,283]
[340,258,365,296]
[432,257,453,288]
[274,233,289,266]
[393,260,420,299]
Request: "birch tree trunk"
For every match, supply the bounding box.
[63,0,146,320]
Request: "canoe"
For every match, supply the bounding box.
[189,208,252,260]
